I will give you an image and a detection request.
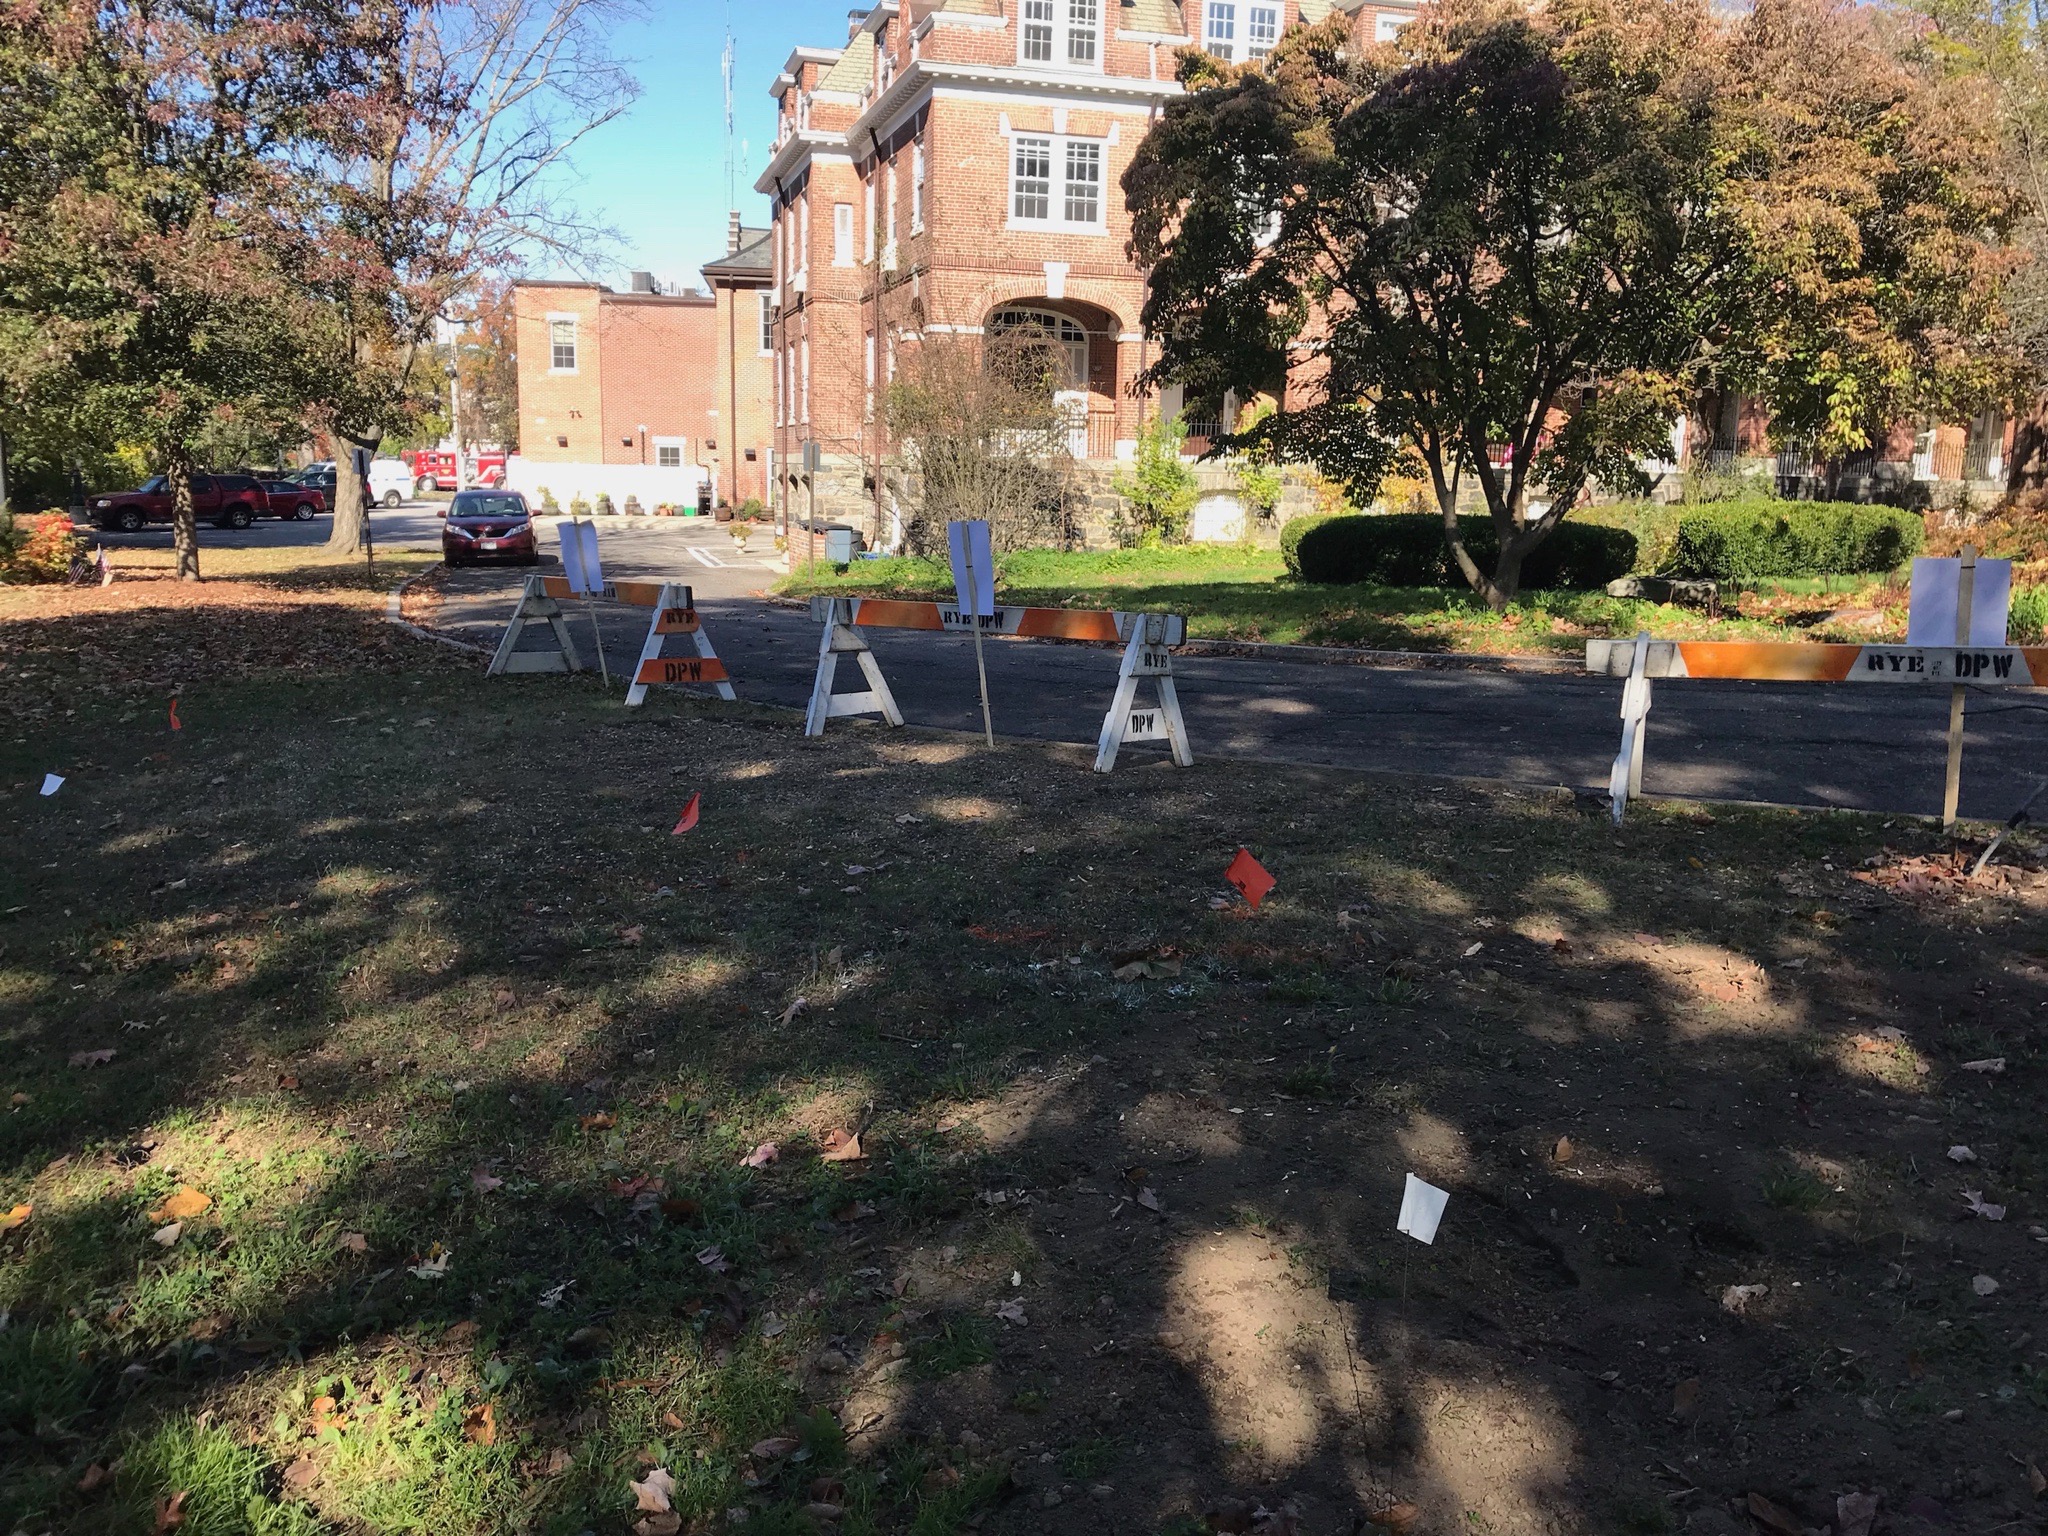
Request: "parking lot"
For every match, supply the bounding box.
[69,501,452,553]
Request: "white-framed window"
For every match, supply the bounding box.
[1375,11,1411,42]
[774,345,784,425]
[801,336,810,423]
[1022,0,1053,61]
[547,315,577,372]
[886,161,898,244]
[1247,3,1279,57]
[798,196,810,275]
[833,202,854,266]
[1010,134,1106,232]
[1205,1,1235,61]
[759,292,774,354]
[864,332,876,420]
[1064,0,1099,66]
[911,141,926,232]
[864,176,878,261]
[654,437,686,469]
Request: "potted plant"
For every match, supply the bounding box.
[594,493,616,517]
[732,523,752,554]
[653,501,676,517]
[538,486,559,513]
[624,494,644,517]
[567,495,591,518]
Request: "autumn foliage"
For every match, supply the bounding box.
[0,512,85,584]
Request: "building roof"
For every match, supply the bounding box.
[701,226,774,282]
[815,31,875,93]
[1120,0,1185,35]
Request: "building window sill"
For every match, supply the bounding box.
[1006,218,1107,236]
[548,367,579,376]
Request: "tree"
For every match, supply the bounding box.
[1126,0,2019,607]
[309,0,637,555]
[884,332,1079,557]
[0,0,356,579]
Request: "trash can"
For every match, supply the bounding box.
[824,527,856,564]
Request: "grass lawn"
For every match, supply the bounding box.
[4,565,2047,1535]
[775,546,1925,656]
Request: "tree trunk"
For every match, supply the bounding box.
[325,425,382,555]
[166,449,201,582]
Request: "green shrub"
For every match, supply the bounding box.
[1279,512,1340,578]
[1112,411,1199,546]
[1579,501,1686,575]
[1670,502,1923,580]
[2010,585,2048,643]
[1289,513,1638,589]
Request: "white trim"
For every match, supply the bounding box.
[844,57,1179,154]
[545,312,580,375]
[914,8,1005,32]
[1116,30,1192,42]
[925,323,986,336]
[651,435,689,471]
[1007,130,1108,234]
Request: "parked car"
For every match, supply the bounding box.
[90,472,265,532]
[283,458,414,507]
[257,479,326,520]
[441,489,538,566]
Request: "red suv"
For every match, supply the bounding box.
[256,479,326,520]
[441,489,538,566]
[91,473,265,532]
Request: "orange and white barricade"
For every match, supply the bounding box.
[1589,634,2048,824]
[488,575,736,707]
[804,597,1193,772]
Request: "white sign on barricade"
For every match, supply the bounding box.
[1907,557,2012,648]
[558,518,604,596]
[948,519,997,746]
[801,597,1192,773]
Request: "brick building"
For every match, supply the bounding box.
[508,276,720,512]
[756,0,1415,546]
[701,216,778,509]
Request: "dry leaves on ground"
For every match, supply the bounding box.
[0,1202,29,1232]
[819,1129,864,1163]
[148,1187,211,1223]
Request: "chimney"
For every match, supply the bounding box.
[727,210,742,254]
[628,270,655,293]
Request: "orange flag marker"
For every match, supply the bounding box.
[672,792,701,835]
[168,698,182,732]
[1224,848,1275,911]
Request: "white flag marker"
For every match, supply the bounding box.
[40,773,65,797]
[1397,1173,1450,1245]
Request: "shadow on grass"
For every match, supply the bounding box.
[2,600,2045,1534]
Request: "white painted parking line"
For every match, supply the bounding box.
[687,546,726,568]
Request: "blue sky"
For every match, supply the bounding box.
[543,0,856,290]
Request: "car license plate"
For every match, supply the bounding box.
[478,539,500,550]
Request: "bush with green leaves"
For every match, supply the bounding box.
[1112,411,1199,546]
[1287,514,1637,589]
[1670,502,1923,580]
[2010,585,2048,643]
[1280,512,1339,578]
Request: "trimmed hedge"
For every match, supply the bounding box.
[1284,513,1638,589]
[1670,502,1923,580]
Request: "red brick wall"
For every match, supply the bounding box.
[596,296,719,467]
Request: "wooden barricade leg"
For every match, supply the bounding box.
[624,584,740,708]
[1094,614,1194,773]
[487,574,584,676]
[1607,630,1653,825]
[804,598,904,737]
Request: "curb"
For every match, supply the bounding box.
[384,568,490,655]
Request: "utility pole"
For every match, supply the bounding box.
[447,355,468,491]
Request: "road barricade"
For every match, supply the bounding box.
[1588,634,2048,823]
[488,576,736,707]
[803,597,1193,772]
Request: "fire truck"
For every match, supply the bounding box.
[405,447,506,492]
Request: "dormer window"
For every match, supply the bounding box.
[1205,2,1280,61]
[1021,0,1100,69]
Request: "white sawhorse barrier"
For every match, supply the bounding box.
[802,597,1192,772]
[488,575,737,708]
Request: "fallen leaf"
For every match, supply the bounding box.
[1745,1491,1804,1536]
[1462,941,1484,958]
[1364,1504,1418,1534]
[1836,1491,1880,1536]
[750,1436,800,1460]
[619,925,644,946]
[1671,1378,1700,1418]
[408,1245,451,1280]
[8,1091,28,1106]
[696,1245,732,1275]
[1962,1190,2006,1221]
[470,1167,503,1194]
[154,1489,190,1533]
[541,1447,573,1476]
[777,998,808,1027]
[311,1395,347,1434]
[631,1467,676,1513]
[1973,1273,2000,1296]
[463,1402,496,1445]
[1112,956,1183,982]
[659,1196,703,1222]
[1721,1283,1768,1314]
[1962,1057,2007,1074]
[819,1128,864,1163]
[578,1112,615,1133]
[1136,1187,1162,1212]
[276,1073,300,1091]
[1552,1135,1574,1164]
[151,1222,183,1246]
[742,1141,779,1169]
[0,1202,29,1232]
[1948,1145,1978,1163]
[337,1231,368,1253]
[672,792,701,835]
[76,1462,111,1492]
[147,1187,211,1224]
[995,1298,1028,1326]
[759,1313,786,1339]
[69,1048,115,1068]
[633,1517,682,1536]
